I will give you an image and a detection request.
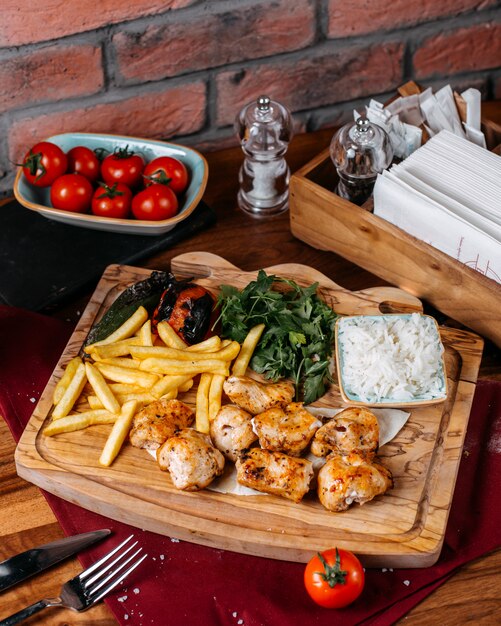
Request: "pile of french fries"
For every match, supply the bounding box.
[45,304,265,469]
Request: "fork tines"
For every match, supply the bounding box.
[79,534,147,604]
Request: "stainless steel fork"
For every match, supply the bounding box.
[0,534,147,626]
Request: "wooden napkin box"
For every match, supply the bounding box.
[289,90,501,348]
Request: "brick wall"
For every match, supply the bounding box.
[2,0,500,194]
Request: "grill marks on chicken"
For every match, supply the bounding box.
[129,398,194,450]
[317,452,393,512]
[311,407,379,460]
[210,405,257,462]
[236,448,314,503]
[222,376,392,510]
[157,428,225,491]
[252,403,321,457]
[131,376,393,511]
[223,375,294,415]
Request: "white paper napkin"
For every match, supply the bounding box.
[374,130,501,284]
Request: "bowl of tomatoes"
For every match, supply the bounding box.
[13,132,208,235]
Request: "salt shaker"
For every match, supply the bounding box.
[330,116,393,205]
[235,95,292,217]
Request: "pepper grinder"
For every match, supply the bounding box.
[235,95,292,217]
[330,116,393,206]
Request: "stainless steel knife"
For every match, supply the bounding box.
[0,528,111,592]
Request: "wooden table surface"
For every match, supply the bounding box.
[1,102,500,624]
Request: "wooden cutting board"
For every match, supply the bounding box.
[15,252,484,567]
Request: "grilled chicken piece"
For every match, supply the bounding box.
[129,398,194,450]
[317,452,393,512]
[157,428,225,491]
[235,448,313,503]
[223,375,295,415]
[209,405,258,462]
[311,407,379,460]
[252,403,321,456]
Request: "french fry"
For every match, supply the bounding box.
[178,378,194,393]
[157,321,187,349]
[53,357,82,405]
[158,390,179,401]
[232,323,266,376]
[44,410,117,436]
[150,374,193,399]
[130,341,240,363]
[109,383,147,394]
[208,374,225,421]
[118,390,177,404]
[139,357,229,377]
[94,357,141,370]
[95,363,159,388]
[129,346,175,360]
[88,390,177,410]
[89,337,142,359]
[87,395,104,410]
[139,319,153,346]
[157,320,223,351]
[85,362,121,414]
[52,362,87,420]
[85,306,149,351]
[99,400,138,466]
[187,336,221,352]
[87,385,147,409]
[196,373,212,434]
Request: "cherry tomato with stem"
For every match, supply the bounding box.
[101,145,144,188]
[143,156,189,195]
[304,548,365,609]
[67,146,100,183]
[131,184,178,221]
[21,141,67,187]
[92,182,133,219]
[50,173,94,213]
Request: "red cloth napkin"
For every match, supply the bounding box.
[1,305,500,626]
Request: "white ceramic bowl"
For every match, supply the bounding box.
[335,313,448,408]
[14,133,208,235]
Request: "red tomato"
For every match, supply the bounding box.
[91,182,132,219]
[22,141,67,187]
[50,174,94,213]
[131,184,178,221]
[67,146,100,182]
[101,146,144,188]
[304,549,365,609]
[143,156,189,195]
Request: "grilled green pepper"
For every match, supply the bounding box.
[84,270,174,347]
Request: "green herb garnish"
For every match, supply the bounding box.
[216,270,337,404]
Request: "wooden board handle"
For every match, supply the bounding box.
[171,252,423,316]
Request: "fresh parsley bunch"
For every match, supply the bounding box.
[216,270,337,404]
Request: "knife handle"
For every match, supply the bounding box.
[0,597,58,626]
